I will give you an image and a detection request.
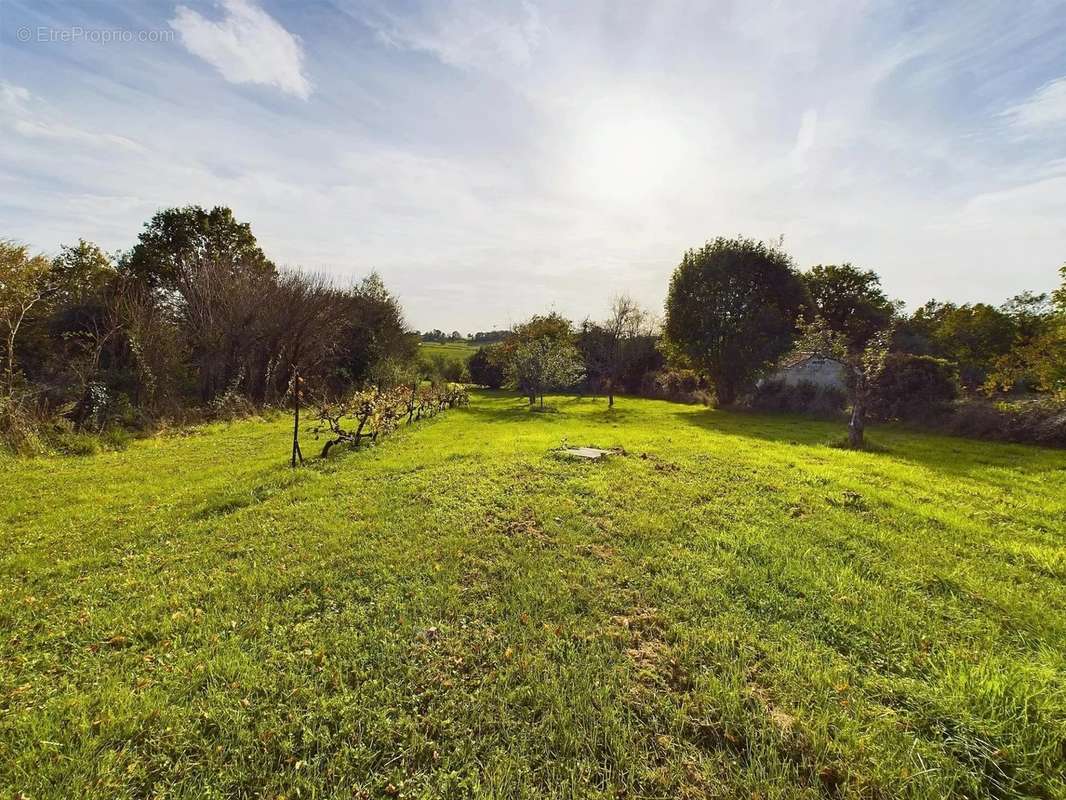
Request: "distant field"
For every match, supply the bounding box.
[2,392,1064,798]
[419,340,479,366]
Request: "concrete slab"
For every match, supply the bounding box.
[561,447,611,460]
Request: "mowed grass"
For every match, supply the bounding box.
[1,392,1064,799]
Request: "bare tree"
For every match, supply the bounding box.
[265,271,349,466]
[582,295,649,407]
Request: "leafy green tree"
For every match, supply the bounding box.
[906,302,1016,388]
[803,264,897,349]
[336,272,418,391]
[1000,291,1052,342]
[51,240,116,307]
[123,205,275,291]
[0,241,52,397]
[664,237,810,406]
[510,337,584,408]
[499,314,582,405]
[869,354,958,420]
[468,345,505,388]
[988,265,1066,396]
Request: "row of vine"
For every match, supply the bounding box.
[309,384,469,458]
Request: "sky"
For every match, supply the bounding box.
[2,0,1065,331]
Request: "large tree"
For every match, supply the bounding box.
[334,272,418,391]
[803,264,897,349]
[122,205,275,292]
[664,237,810,406]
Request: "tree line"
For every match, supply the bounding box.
[3,217,1063,452]
[1,206,417,452]
[465,236,1065,446]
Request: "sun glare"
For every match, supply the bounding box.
[572,110,687,202]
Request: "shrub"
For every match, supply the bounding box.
[0,394,48,455]
[749,379,847,416]
[208,389,257,421]
[49,430,102,456]
[639,370,709,403]
[869,353,958,421]
[940,399,1066,447]
[468,346,505,388]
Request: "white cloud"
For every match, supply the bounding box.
[364,0,544,71]
[170,0,312,98]
[0,82,142,152]
[1002,76,1066,133]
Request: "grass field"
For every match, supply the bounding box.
[419,341,479,366]
[2,392,1064,799]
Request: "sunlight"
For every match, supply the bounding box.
[571,107,688,202]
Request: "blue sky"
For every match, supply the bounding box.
[2,0,1065,330]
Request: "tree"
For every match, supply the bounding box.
[467,345,505,388]
[791,316,893,448]
[988,265,1066,397]
[903,301,1016,388]
[664,237,810,406]
[869,354,958,420]
[803,264,897,349]
[509,336,584,408]
[499,313,576,405]
[51,240,116,308]
[122,205,275,293]
[0,241,52,397]
[580,295,650,407]
[267,271,348,467]
[334,272,418,391]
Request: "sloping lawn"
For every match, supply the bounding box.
[1,392,1064,799]
[419,342,479,367]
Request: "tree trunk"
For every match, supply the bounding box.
[5,331,14,399]
[290,367,302,467]
[608,391,614,408]
[848,399,865,449]
[714,381,735,408]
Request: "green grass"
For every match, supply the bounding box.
[2,392,1064,799]
[419,341,479,366]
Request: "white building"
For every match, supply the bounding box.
[765,354,847,390]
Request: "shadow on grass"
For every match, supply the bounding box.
[673,406,1063,479]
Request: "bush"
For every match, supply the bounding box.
[749,379,847,416]
[468,346,505,388]
[938,399,1066,447]
[49,430,102,456]
[870,353,958,421]
[639,370,709,403]
[0,394,48,455]
[208,389,258,421]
